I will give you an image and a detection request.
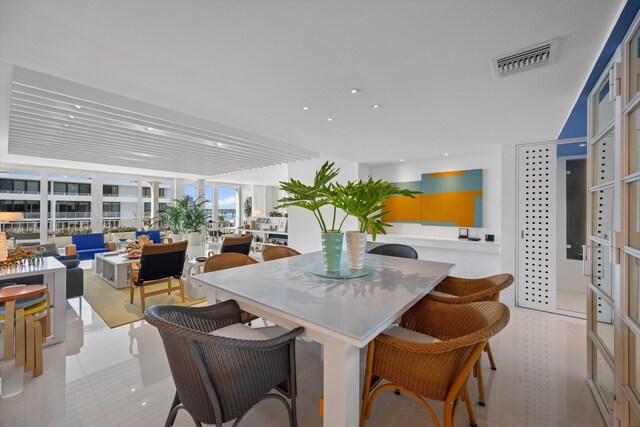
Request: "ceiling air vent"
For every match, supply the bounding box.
[491,39,558,78]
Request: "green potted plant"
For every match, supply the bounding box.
[180,196,208,245]
[276,161,349,272]
[156,202,185,241]
[335,177,419,269]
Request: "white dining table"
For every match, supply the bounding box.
[191,251,454,427]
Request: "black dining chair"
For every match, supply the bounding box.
[144,300,304,427]
[367,243,418,259]
[219,234,254,256]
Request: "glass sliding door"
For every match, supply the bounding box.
[587,60,617,425]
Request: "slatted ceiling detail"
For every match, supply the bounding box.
[7,76,316,176]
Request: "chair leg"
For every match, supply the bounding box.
[25,315,35,372]
[167,278,172,295]
[15,308,25,367]
[179,277,185,303]
[165,392,181,427]
[464,386,478,427]
[33,321,43,377]
[139,286,146,314]
[444,397,459,427]
[130,285,134,304]
[485,342,497,370]
[360,343,375,427]
[476,358,485,406]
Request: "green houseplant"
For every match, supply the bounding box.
[157,202,186,241]
[276,161,348,272]
[179,196,208,245]
[335,177,420,269]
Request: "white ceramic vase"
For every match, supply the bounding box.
[346,231,367,270]
[187,232,202,245]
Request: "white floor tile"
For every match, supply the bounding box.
[0,299,607,427]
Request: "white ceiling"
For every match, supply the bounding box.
[0,0,623,175]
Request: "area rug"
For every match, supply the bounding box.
[83,270,206,328]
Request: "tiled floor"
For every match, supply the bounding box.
[0,298,607,427]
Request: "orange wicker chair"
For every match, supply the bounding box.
[262,246,301,262]
[360,299,510,427]
[203,253,260,323]
[426,274,514,406]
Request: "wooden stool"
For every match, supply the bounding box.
[0,285,50,377]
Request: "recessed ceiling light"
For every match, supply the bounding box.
[371,104,380,108]
[69,115,74,119]
[579,143,586,147]
[74,105,81,109]
[302,106,310,111]
[400,159,404,162]
[444,153,449,157]
[327,118,333,122]
[217,142,223,146]
[63,124,69,127]
[146,127,153,131]
[349,88,360,94]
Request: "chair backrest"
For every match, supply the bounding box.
[136,230,162,244]
[375,299,510,401]
[71,233,105,250]
[203,253,258,272]
[367,243,418,259]
[144,301,303,425]
[220,234,253,255]
[430,274,514,304]
[261,246,301,262]
[138,241,188,282]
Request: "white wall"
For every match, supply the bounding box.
[369,151,501,240]
[287,154,359,253]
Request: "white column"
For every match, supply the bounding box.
[323,336,360,427]
[39,167,48,242]
[91,172,103,233]
[212,184,219,224]
[150,181,160,220]
[136,177,143,231]
[196,179,206,201]
[174,178,185,201]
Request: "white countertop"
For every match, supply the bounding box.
[371,233,501,254]
[0,256,65,278]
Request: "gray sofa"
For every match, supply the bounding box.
[0,242,84,300]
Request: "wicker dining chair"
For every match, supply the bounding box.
[220,234,254,256]
[203,253,260,324]
[262,246,301,262]
[144,300,304,427]
[129,241,188,313]
[427,274,514,406]
[367,243,418,259]
[360,299,510,427]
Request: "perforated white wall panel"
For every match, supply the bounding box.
[518,145,557,311]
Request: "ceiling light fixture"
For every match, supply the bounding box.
[444,153,449,157]
[69,115,74,119]
[302,106,310,111]
[63,124,69,127]
[400,159,404,162]
[146,127,153,131]
[74,105,81,109]
[217,142,223,146]
[371,104,380,108]
[579,143,586,147]
[327,118,333,122]
[349,88,360,94]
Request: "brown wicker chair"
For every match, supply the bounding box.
[360,300,510,427]
[262,246,301,262]
[129,241,188,313]
[203,253,260,324]
[144,300,304,427]
[220,234,254,256]
[427,274,514,406]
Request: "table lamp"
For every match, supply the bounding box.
[0,212,24,232]
[0,232,7,262]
